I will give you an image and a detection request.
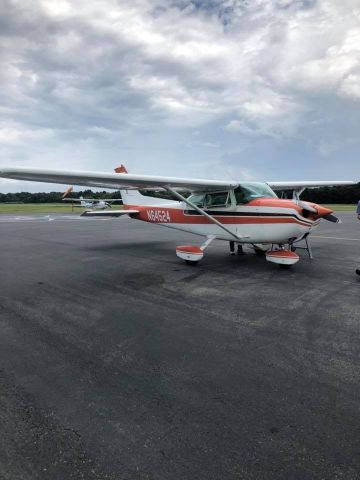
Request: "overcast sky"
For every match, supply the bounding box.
[1,0,360,192]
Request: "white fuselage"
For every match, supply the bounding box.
[80,200,108,209]
[122,196,319,245]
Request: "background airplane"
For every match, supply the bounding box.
[61,186,122,210]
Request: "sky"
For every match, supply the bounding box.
[0,0,360,192]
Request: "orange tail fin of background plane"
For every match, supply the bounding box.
[62,186,73,199]
[114,165,128,174]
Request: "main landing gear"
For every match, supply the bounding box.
[177,239,247,266]
[176,235,216,266]
[176,236,313,268]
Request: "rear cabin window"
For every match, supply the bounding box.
[204,192,229,207]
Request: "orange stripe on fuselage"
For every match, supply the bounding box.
[124,204,315,228]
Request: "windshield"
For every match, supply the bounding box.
[234,183,277,204]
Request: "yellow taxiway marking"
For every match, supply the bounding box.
[312,235,360,242]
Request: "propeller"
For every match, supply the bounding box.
[297,201,317,213]
[296,201,341,223]
[323,213,340,223]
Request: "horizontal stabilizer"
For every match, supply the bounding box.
[81,209,138,218]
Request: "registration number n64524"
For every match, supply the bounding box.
[146,209,171,223]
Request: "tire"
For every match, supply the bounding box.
[185,260,198,266]
[252,244,270,255]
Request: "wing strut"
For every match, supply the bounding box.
[165,187,246,241]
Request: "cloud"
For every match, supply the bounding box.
[0,0,360,191]
[0,121,54,144]
[339,74,360,100]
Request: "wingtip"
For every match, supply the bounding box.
[0,167,21,177]
[0,167,9,175]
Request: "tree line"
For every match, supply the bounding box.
[0,184,359,204]
[301,183,360,204]
[0,190,123,203]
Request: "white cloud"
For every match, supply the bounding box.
[2,0,360,130]
[0,121,54,144]
[39,0,72,17]
[271,5,360,96]
[338,74,360,100]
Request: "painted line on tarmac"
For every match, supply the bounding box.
[0,216,44,222]
[0,215,112,223]
[312,235,360,242]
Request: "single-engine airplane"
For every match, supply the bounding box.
[61,186,122,209]
[0,165,356,268]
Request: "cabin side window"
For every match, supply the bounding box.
[204,191,229,208]
[187,191,230,208]
[187,193,205,207]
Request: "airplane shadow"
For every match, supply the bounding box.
[84,240,172,253]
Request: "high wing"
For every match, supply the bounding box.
[268,181,356,191]
[0,166,356,193]
[0,167,238,191]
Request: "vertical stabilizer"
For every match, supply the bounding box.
[114,164,128,174]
